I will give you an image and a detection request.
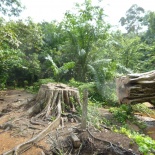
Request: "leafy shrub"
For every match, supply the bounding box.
[68,78,85,88]
[109,104,133,124]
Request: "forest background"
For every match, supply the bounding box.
[1,0,155,104]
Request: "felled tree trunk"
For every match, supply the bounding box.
[3,83,81,155]
[116,70,155,104]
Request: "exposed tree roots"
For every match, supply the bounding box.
[2,83,81,155]
[47,126,138,155]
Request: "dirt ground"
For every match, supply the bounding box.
[0,89,143,155]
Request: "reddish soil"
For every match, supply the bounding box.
[0,89,141,155]
[0,90,36,154]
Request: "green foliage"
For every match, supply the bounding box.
[63,0,110,81]
[88,58,117,102]
[10,19,43,52]
[109,104,147,130]
[22,53,41,84]
[109,104,133,124]
[132,104,155,116]
[112,32,146,72]
[45,55,75,81]
[68,78,84,88]
[0,18,44,86]
[24,80,28,88]
[114,127,155,155]
[0,18,21,49]
[0,49,23,87]
[142,11,155,44]
[69,78,102,101]
[78,83,95,94]
[0,83,6,90]
[26,78,55,92]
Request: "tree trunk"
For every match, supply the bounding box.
[116,70,155,104]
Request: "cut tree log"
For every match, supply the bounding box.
[116,70,155,104]
[2,83,81,155]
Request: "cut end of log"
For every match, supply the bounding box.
[116,70,155,105]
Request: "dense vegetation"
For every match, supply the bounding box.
[1,0,155,154]
[2,1,155,102]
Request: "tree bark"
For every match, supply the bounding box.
[116,70,155,104]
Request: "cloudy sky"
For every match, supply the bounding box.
[8,0,155,26]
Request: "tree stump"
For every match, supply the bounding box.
[116,70,155,104]
[3,83,81,155]
[28,83,80,118]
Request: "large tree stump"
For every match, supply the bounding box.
[28,83,81,118]
[116,70,155,104]
[3,83,81,155]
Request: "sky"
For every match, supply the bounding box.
[6,0,155,27]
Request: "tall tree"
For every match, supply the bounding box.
[140,11,155,71]
[62,0,110,81]
[0,0,24,16]
[142,11,155,43]
[120,4,145,34]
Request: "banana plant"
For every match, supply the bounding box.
[45,55,75,82]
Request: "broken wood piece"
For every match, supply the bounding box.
[70,133,81,148]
